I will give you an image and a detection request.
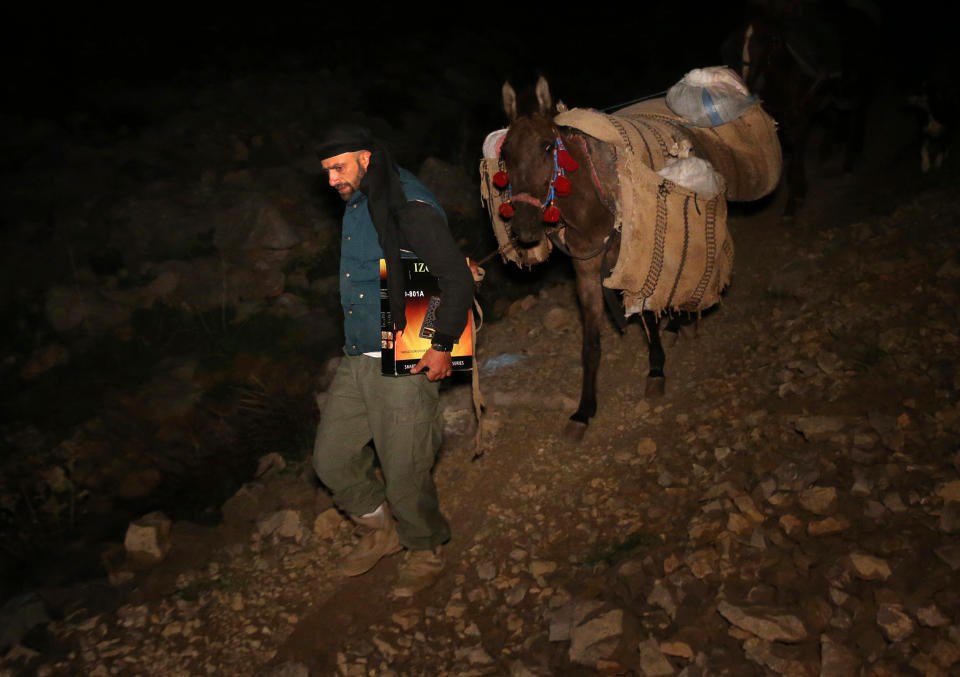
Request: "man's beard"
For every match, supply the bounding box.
[335,162,366,201]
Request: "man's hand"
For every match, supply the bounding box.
[410,348,453,381]
[466,257,484,283]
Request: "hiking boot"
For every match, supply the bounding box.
[392,547,444,598]
[337,503,402,577]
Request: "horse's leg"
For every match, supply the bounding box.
[642,310,666,398]
[565,258,604,441]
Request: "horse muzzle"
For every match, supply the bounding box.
[506,196,548,244]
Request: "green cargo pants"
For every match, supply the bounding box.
[312,354,450,550]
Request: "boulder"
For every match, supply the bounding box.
[847,553,892,581]
[876,604,914,642]
[937,480,960,503]
[566,606,640,672]
[798,486,839,515]
[793,415,846,441]
[638,637,676,676]
[255,452,287,479]
[820,634,860,676]
[717,601,808,642]
[313,508,343,540]
[742,638,813,676]
[124,511,172,565]
[256,509,305,542]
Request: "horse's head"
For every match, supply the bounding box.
[497,76,574,245]
[740,19,785,94]
[499,115,561,244]
[740,8,843,110]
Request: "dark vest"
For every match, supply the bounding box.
[339,168,444,354]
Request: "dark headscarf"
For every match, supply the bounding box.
[316,124,409,331]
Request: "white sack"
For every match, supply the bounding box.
[657,157,723,197]
[666,66,755,127]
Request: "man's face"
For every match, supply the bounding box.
[321,150,371,201]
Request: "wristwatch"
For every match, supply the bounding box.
[430,331,455,353]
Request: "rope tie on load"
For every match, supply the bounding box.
[468,264,486,460]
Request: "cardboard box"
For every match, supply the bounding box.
[380,252,473,376]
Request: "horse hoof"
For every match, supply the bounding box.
[645,376,666,398]
[563,420,588,442]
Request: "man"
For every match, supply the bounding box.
[312,124,473,597]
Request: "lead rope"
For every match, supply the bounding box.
[469,263,486,460]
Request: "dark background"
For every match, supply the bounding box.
[5,1,937,166]
[2,1,954,196]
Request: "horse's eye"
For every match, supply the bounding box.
[544,142,555,154]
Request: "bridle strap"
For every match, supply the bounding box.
[510,192,546,209]
[546,223,610,261]
[506,129,570,215]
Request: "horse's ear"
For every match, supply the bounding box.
[556,99,568,113]
[535,76,553,116]
[502,81,518,122]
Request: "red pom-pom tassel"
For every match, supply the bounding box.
[557,150,578,172]
[493,170,509,189]
[554,175,571,197]
[543,205,561,223]
[498,203,514,219]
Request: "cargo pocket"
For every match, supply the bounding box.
[381,375,440,472]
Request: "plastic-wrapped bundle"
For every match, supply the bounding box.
[482,129,507,159]
[666,66,755,127]
[657,157,723,197]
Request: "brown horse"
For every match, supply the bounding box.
[722,2,878,217]
[497,77,670,441]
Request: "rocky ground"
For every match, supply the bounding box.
[3,132,958,676]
